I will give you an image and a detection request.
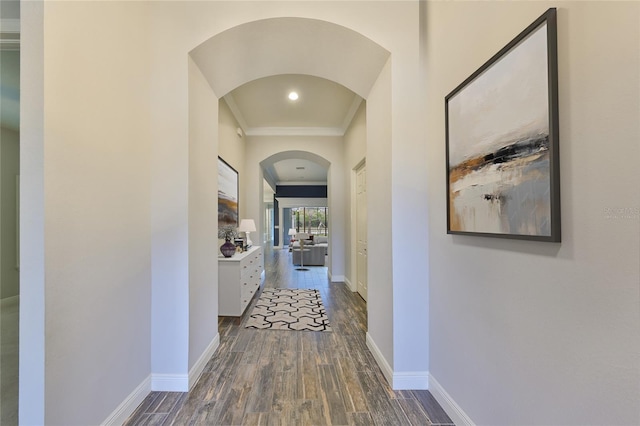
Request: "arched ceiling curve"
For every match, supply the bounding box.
[260,151,330,187]
[189,17,390,99]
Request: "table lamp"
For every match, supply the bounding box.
[238,219,256,248]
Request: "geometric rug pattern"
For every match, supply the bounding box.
[245,288,332,332]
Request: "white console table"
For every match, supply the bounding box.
[218,246,264,316]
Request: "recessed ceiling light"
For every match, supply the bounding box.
[288,91,299,101]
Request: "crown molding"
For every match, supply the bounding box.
[222,93,249,132]
[276,181,327,186]
[246,127,344,137]
[341,94,364,132]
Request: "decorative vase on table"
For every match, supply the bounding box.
[220,238,236,258]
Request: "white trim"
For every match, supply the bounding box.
[188,334,220,390]
[365,333,429,390]
[276,180,327,186]
[341,95,363,131]
[151,374,188,392]
[222,93,249,132]
[330,274,345,283]
[344,276,356,292]
[428,373,475,426]
[275,197,328,208]
[366,332,393,385]
[246,127,344,137]
[392,371,428,390]
[101,375,151,426]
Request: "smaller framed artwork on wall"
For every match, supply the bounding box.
[218,157,239,228]
[445,8,560,242]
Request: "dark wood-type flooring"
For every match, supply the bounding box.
[125,246,453,425]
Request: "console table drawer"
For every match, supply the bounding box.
[218,246,264,317]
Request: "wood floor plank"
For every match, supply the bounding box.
[208,363,258,425]
[397,397,434,425]
[245,360,278,413]
[297,350,320,400]
[278,329,299,353]
[130,413,167,426]
[411,390,455,425]
[241,330,268,365]
[124,246,453,426]
[271,370,297,412]
[318,364,350,425]
[125,392,161,421]
[162,393,201,425]
[356,369,410,426]
[275,349,297,373]
[146,392,182,414]
[350,411,375,426]
[334,356,369,413]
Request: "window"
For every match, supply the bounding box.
[291,207,328,236]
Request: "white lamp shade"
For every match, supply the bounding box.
[288,228,297,236]
[238,219,256,232]
[295,233,310,240]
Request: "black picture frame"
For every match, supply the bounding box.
[218,156,239,228]
[445,8,560,242]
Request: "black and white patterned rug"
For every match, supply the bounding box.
[245,288,332,332]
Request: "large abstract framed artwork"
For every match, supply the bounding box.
[218,157,239,228]
[446,8,560,242]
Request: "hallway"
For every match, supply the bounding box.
[125,247,452,425]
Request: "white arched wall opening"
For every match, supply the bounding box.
[184,13,428,391]
[257,150,344,279]
[186,16,403,388]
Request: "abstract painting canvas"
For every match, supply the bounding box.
[218,157,239,228]
[446,8,560,242]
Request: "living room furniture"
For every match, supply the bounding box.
[292,243,326,266]
[218,246,264,316]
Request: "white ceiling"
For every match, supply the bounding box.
[225,74,361,135]
[263,158,329,185]
[226,74,362,186]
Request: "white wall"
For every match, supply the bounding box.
[41,2,153,424]
[343,101,366,290]
[425,2,640,425]
[219,98,246,220]
[19,2,45,423]
[365,59,395,372]
[188,58,220,372]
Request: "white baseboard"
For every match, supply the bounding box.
[365,333,393,385]
[344,277,356,292]
[151,374,188,392]
[365,333,429,390]
[393,371,429,390]
[189,334,220,390]
[330,274,345,283]
[429,373,475,426]
[101,375,151,426]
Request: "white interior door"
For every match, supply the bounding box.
[356,164,368,301]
